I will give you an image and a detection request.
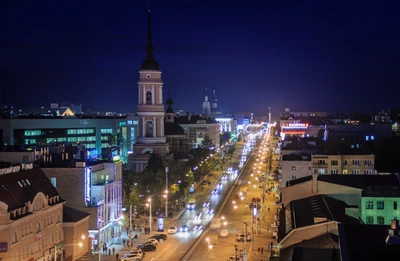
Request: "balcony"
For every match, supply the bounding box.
[312,163,328,168]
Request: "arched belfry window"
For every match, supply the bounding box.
[146,121,153,137]
[146,91,152,105]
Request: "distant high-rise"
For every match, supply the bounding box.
[211,89,218,113]
[202,88,211,115]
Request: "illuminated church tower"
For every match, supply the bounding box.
[129,7,169,172]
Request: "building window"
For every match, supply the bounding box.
[364,160,372,166]
[22,226,25,237]
[12,231,18,243]
[36,221,41,233]
[352,170,360,175]
[377,216,385,224]
[146,91,152,104]
[331,169,338,174]
[51,177,56,187]
[364,170,373,175]
[331,160,338,165]
[366,216,373,224]
[319,169,327,174]
[291,166,296,171]
[352,160,360,165]
[145,121,153,137]
[377,201,384,210]
[366,201,373,209]
[343,160,348,165]
[394,201,398,210]
[57,213,61,223]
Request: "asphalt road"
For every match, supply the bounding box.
[187,129,280,261]
[134,141,250,261]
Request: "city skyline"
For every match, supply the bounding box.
[2,0,400,115]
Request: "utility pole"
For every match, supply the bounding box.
[243,222,248,261]
[129,205,133,232]
[148,196,152,232]
[165,167,169,217]
[98,229,101,261]
[234,245,238,260]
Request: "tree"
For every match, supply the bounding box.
[201,135,214,149]
[122,168,140,206]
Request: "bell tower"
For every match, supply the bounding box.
[129,6,170,172]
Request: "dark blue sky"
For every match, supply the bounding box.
[2,0,400,115]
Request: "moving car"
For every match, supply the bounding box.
[211,189,218,195]
[193,225,203,231]
[194,212,203,220]
[203,201,210,208]
[168,226,178,234]
[205,208,214,215]
[221,175,228,181]
[180,225,189,232]
[187,199,196,210]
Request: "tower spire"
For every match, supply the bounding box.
[141,3,160,70]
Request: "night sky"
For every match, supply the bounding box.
[2,0,400,115]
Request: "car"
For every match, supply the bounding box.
[119,253,142,261]
[220,229,229,237]
[211,189,218,195]
[217,183,223,189]
[203,201,210,208]
[180,225,189,232]
[149,234,167,241]
[194,212,203,220]
[221,175,228,181]
[168,226,178,234]
[154,233,167,240]
[140,244,156,252]
[193,225,203,231]
[145,238,158,246]
[205,208,214,215]
[128,250,145,259]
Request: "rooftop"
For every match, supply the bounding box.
[286,174,400,197]
[339,224,400,261]
[278,195,361,242]
[63,205,90,223]
[0,168,62,212]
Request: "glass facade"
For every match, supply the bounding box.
[14,128,97,149]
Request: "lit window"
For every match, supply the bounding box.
[377,216,385,224]
[377,201,384,210]
[51,177,56,187]
[12,231,18,243]
[366,201,373,209]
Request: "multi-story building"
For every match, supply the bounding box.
[0,114,139,163]
[215,117,237,135]
[0,166,66,261]
[41,161,123,252]
[282,174,400,225]
[63,206,90,261]
[175,114,220,149]
[311,153,376,175]
[279,154,311,186]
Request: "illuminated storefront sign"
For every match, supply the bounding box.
[85,167,92,202]
[281,123,309,129]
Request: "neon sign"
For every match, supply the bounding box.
[281,123,309,129]
[85,167,91,202]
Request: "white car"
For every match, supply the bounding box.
[128,250,144,258]
[145,238,158,246]
[168,226,178,234]
[120,253,142,261]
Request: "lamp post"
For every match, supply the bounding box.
[148,196,152,232]
[165,167,169,217]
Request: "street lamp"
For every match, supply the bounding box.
[165,167,169,217]
[147,197,152,232]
